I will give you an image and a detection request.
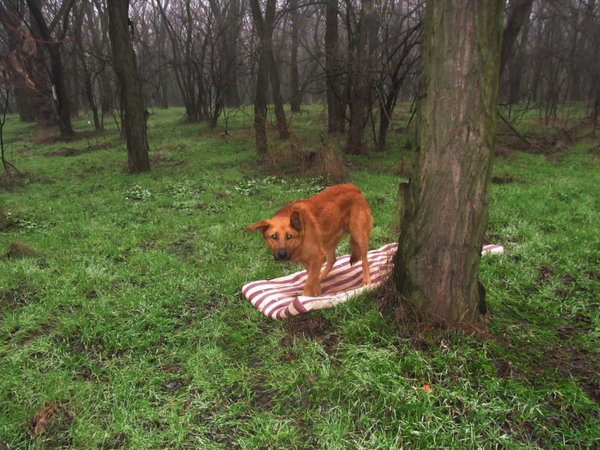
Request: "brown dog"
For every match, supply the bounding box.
[247,183,373,296]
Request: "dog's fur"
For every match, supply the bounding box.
[247,184,373,296]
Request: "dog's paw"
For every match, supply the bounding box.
[302,287,322,297]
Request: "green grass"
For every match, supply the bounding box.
[1,106,599,448]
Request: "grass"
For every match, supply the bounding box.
[1,105,599,448]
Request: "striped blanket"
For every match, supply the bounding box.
[242,243,504,320]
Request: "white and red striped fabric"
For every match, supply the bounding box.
[242,243,503,319]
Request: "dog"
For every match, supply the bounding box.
[246,183,373,296]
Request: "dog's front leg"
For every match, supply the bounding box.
[302,260,323,296]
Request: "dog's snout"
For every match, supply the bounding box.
[275,248,289,260]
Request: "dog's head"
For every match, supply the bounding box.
[246,210,304,261]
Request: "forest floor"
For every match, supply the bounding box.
[0,105,599,448]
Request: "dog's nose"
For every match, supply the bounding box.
[275,248,289,260]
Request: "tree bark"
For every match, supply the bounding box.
[250,0,289,150]
[388,0,505,327]
[25,0,75,138]
[325,0,345,133]
[500,0,534,74]
[269,50,290,139]
[346,0,375,155]
[249,0,272,156]
[107,0,151,173]
[290,0,301,112]
[222,0,241,107]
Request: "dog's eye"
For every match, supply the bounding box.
[270,234,278,241]
[286,233,293,240]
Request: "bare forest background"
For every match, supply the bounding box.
[1,0,599,157]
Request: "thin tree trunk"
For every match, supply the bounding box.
[107,0,151,173]
[325,0,345,133]
[250,0,272,156]
[290,0,301,112]
[269,50,290,139]
[500,0,534,74]
[224,0,241,107]
[387,0,505,327]
[346,0,375,155]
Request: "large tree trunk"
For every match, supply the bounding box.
[107,0,151,173]
[325,0,345,133]
[387,0,505,327]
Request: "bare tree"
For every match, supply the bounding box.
[345,0,377,154]
[500,0,534,73]
[25,0,75,137]
[156,0,209,123]
[289,0,302,112]
[374,0,422,150]
[325,0,346,133]
[249,0,290,155]
[0,1,50,124]
[249,0,273,155]
[0,70,21,178]
[107,0,151,173]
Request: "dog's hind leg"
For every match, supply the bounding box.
[320,248,336,280]
[350,235,371,285]
[349,206,372,285]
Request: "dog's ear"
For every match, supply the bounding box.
[290,210,303,232]
[246,220,270,233]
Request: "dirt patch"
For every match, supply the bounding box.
[3,242,36,258]
[496,122,578,161]
[103,432,127,448]
[47,148,83,157]
[283,315,334,339]
[27,402,73,447]
[281,314,340,355]
[150,154,186,169]
[157,143,187,153]
[250,384,275,409]
[0,282,38,309]
[492,174,520,184]
[495,308,600,407]
[260,142,347,183]
[169,237,195,259]
[0,213,17,231]
[87,141,114,151]
[0,171,32,191]
[163,378,186,394]
[545,343,600,405]
[30,128,106,145]
[536,266,554,285]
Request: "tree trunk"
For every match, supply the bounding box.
[290,0,301,112]
[500,0,534,74]
[107,0,151,173]
[387,0,505,327]
[269,50,290,139]
[0,2,47,124]
[224,0,241,107]
[250,0,285,153]
[325,0,345,133]
[346,0,375,155]
[25,0,75,138]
